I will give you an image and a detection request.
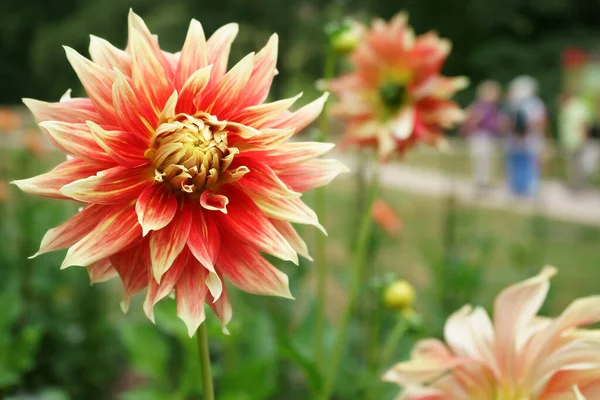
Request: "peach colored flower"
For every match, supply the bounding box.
[383,266,600,399]
[331,13,468,160]
[13,10,347,335]
[372,198,401,234]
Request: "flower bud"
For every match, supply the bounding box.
[326,19,365,55]
[383,280,415,310]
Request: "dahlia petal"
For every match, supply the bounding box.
[176,65,212,115]
[206,277,232,334]
[149,204,192,283]
[225,121,263,140]
[230,33,278,112]
[382,357,476,386]
[201,53,254,117]
[200,190,229,214]
[390,106,416,140]
[232,156,300,199]
[188,204,222,300]
[61,204,142,269]
[217,239,293,298]
[111,239,150,312]
[64,46,116,124]
[87,258,118,284]
[23,97,102,125]
[250,195,325,234]
[128,18,172,121]
[175,259,209,336]
[87,121,148,167]
[217,186,298,264]
[575,386,586,400]
[135,183,178,236]
[39,121,115,165]
[61,165,152,204]
[244,141,335,171]
[278,158,349,192]
[270,219,312,261]
[444,305,499,377]
[175,19,207,89]
[270,92,329,133]
[205,23,239,87]
[89,35,132,75]
[33,204,110,257]
[12,158,102,200]
[493,266,557,377]
[127,10,171,77]
[144,248,190,322]
[234,93,302,128]
[234,128,294,149]
[112,69,153,140]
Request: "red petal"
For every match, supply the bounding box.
[216,186,298,264]
[144,248,190,322]
[249,195,325,234]
[199,53,254,117]
[38,121,115,165]
[270,219,312,261]
[135,183,178,236]
[89,35,132,75]
[206,275,232,333]
[60,165,153,205]
[111,239,150,312]
[112,70,154,141]
[217,238,293,298]
[12,158,104,200]
[61,204,143,269]
[87,121,149,167]
[87,258,118,284]
[64,46,117,125]
[233,94,300,128]
[278,158,348,192]
[176,65,212,115]
[23,97,102,125]
[232,156,299,199]
[269,93,328,133]
[187,203,222,300]
[149,204,192,283]
[200,191,229,213]
[242,142,334,171]
[205,23,239,90]
[33,204,111,257]
[175,258,209,336]
[175,19,207,89]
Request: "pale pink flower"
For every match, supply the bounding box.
[383,267,600,399]
[331,13,467,160]
[13,10,347,335]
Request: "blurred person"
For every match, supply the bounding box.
[558,90,591,190]
[461,80,502,193]
[505,75,547,197]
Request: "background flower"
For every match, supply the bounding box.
[331,13,468,160]
[13,10,347,336]
[383,266,600,399]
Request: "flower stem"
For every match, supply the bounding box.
[314,44,337,370]
[196,322,215,400]
[320,170,379,399]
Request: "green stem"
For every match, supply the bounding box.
[196,322,215,400]
[320,171,379,399]
[314,44,337,370]
[368,317,408,400]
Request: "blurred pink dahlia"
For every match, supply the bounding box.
[383,267,600,400]
[14,10,347,335]
[330,13,468,160]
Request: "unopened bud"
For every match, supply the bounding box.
[326,19,365,55]
[383,280,415,310]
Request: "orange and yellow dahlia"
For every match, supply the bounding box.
[14,10,347,335]
[331,13,468,160]
[383,267,600,400]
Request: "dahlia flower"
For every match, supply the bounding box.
[13,10,347,335]
[383,267,600,399]
[330,13,468,160]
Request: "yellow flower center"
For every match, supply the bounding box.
[145,112,239,194]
